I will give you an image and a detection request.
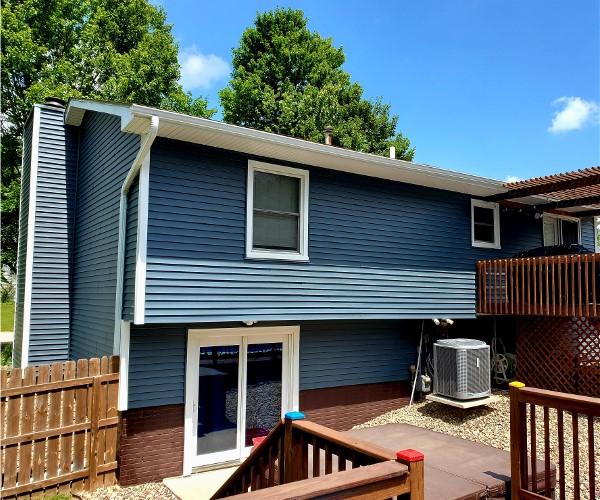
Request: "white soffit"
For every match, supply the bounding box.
[65,99,508,197]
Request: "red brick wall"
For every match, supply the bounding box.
[119,403,184,485]
[118,382,410,484]
[299,381,410,431]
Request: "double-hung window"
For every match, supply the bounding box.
[542,214,580,246]
[246,161,309,261]
[471,199,500,249]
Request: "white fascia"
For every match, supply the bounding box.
[64,99,135,131]
[20,107,41,367]
[129,104,507,198]
[133,154,150,324]
[113,116,159,355]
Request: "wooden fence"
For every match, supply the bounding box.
[509,382,599,500]
[212,412,424,499]
[477,254,599,317]
[1,356,119,498]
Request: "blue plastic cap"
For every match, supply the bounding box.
[285,411,305,421]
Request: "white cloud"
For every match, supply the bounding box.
[548,96,599,133]
[505,175,521,183]
[179,47,229,90]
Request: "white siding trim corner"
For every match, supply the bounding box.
[133,155,150,324]
[117,320,130,411]
[21,107,41,368]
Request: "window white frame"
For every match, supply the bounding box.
[246,160,309,261]
[183,326,300,475]
[471,199,501,249]
[542,213,581,246]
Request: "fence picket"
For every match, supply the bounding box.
[17,366,36,499]
[5,367,22,490]
[58,361,76,494]
[104,356,120,486]
[72,359,89,493]
[31,365,50,498]
[45,362,64,495]
[88,358,101,491]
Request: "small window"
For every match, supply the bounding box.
[471,200,500,249]
[246,161,309,261]
[542,214,580,246]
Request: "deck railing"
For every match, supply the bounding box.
[211,412,424,500]
[509,382,599,500]
[477,254,599,317]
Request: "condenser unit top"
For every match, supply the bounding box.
[435,338,488,349]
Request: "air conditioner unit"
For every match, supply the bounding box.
[433,339,491,400]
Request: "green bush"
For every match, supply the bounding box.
[1,343,12,366]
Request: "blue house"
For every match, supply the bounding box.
[13,98,597,484]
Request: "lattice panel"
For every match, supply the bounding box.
[516,316,600,397]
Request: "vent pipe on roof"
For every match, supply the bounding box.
[44,97,67,108]
[323,125,333,145]
[389,146,396,159]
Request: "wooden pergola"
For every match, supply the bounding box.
[485,166,600,216]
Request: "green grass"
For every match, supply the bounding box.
[1,301,14,331]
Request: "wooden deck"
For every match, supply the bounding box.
[348,423,555,500]
[477,254,599,317]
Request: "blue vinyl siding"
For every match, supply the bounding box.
[70,112,139,359]
[28,106,78,364]
[299,321,417,390]
[13,114,33,367]
[127,320,417,409]
[122,179,139,321]
[128,325,186,409]
[581,217,596,250]
[145,140,542,323]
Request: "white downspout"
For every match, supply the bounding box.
[113,115,159,355]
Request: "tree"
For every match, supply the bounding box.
[219,8,414,160]
[1,0,215,273]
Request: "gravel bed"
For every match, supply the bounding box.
[354,390,600,500]
[81,482,178,500]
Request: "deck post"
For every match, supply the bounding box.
[283,411,305,485]
[510,381,526,500]
[396,449,425,500]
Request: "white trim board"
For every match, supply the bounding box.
[64,98,510,199]
[21,106,42,367]
[246,161,309,262]
[117,321,131,411]
[471,199,501,250]
[133,154,150,324]
[184,326,300,475]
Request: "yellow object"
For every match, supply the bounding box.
[509,381,526,388]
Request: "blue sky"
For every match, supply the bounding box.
[161,0,599,182]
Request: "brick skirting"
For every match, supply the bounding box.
[119,403,184,485]
[118,382,410,484]
[299,381,411,431]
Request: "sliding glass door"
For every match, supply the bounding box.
[184,327,298,474]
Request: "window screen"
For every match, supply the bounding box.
[253,172,300,251]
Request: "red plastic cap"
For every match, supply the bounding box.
[396,449,425,462]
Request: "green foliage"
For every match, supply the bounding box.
[1,0,216,272]
[1,343,12,367]
[220,8,414,160]
[1,302,15,332]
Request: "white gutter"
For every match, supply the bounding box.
[113,115,159,355]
